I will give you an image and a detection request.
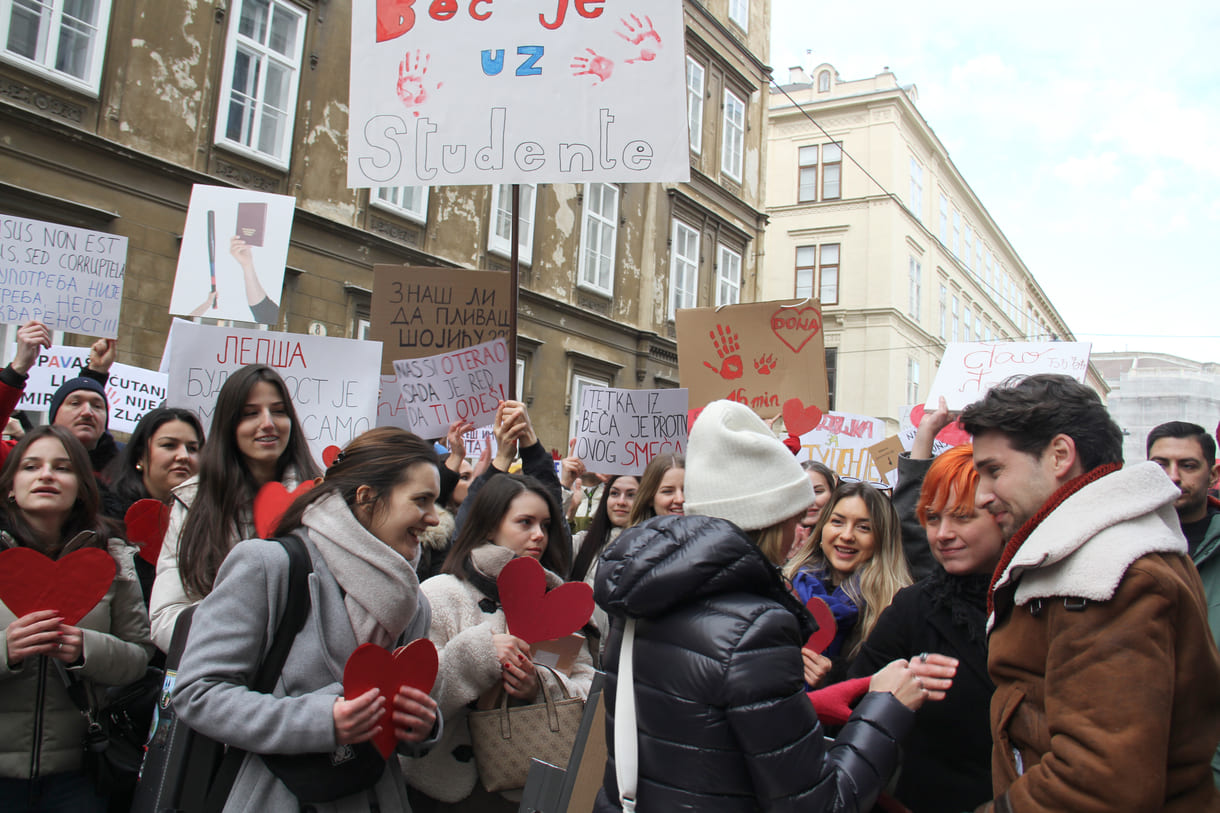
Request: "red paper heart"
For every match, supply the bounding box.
[125,499,171,566]
[343,639,439,758]
[771,306,822,354]
[687,407,704,429]
[253,481,317,539]
[804,596,837,654]
[322,445,342,467]
[0,547,116,625]
[498,557,594,644]
[782,398,824,438]
[910,404,971,446]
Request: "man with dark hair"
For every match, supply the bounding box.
[961,374,1220,812]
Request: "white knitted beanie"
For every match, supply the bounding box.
[684,400,815,531]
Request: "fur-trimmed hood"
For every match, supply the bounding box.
[991,462,1186,628]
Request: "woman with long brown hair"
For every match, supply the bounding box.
[149,364,320,651]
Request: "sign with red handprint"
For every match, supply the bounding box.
[349,1,689,187]
[676,299,828,419]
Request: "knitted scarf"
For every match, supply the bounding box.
[790,568,859,656]
[925,567,990,648]
[986,462,1121,617]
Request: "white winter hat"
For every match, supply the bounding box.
[684,400,815,531]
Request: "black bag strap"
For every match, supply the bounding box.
[203,533,314,813]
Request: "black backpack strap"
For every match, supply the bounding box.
[204,533,313,813]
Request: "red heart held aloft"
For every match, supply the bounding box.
[910,404,971,447]
[782,398,824,438]
[125,499,171,566]
[804,596,838,654]
[498,557,594,645]
[0,547,116,625]
[343,639,439,759]
[322,445,342,467]
[253,480,318,539]
[771,306,822,354]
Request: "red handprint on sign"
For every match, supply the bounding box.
[703,324,744,380]
[570,48,614,84]
[617,14,662,64]
[397,50,440,116]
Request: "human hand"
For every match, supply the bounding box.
[6,610,64,666]
[48,624,83,664]
[499,400,537,447]
[912,397,957,459]
[392,685,438,744]
[559,439,585,489]
[869,658,940,711]
[445,419,474,472]
[908,652,958,702]
[11,321,51,376]
[87,337,117,374]
[802,648,832,687]
[492,403,523,471]
[229,236,255,270]
[492,633,531,670]
[333,687,385,746]
[473,444,492,480]
[502,657,539,701]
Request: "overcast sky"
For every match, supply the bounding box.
[770,0,1220,364]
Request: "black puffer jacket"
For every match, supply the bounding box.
[594,515,915,812]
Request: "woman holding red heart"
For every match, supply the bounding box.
[406,472,595,811]
[0,425,152,811]
[149,364,320,652]
[172,427,442,812]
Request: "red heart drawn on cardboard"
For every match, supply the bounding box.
[0,547,116,625]
[253,480,318,539]
[343,639,439,759]
[771,306,822,354]
[125,499,171,567]
[909,404,972,447]
[804,596,838,654]
[782,398,825,438]
[322,445,342,467]
[498,556,594,644]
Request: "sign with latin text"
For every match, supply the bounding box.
[391,338,511,439]
[0,214,126,337]
[163,320,382,464]
[794,410,889,486]
[348,0,690,186]
[926,341,1092,410]
[370,265,511,374]
[677,299,828,420]
[18,346,167,435]
[573,386,687,475]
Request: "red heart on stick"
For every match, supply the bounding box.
[125,499,171,566]
[771,306,822,354]
[782,398,824,438]
[804,596,838,654]
[343,639,439,759]
[498,557,594,644]
[0,547,117,625]
[253,481,317,539]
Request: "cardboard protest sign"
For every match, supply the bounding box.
[573,386,687,476]
[926,341,1092,410]
[164,320,381,464]
[793,411,889,486]
[349,1,689,187]
[391,338,510,439]
[866,436,905,489]
[677,299,828,419]
[370,266,511,374]
[0,214,126,337]
[168,185,295,325]
[18,346,168,434]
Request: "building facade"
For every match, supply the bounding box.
[0,0,771,449]
[763,64,1102,424]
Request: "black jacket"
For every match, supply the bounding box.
[594,515,914,812]
[848,573,994,813]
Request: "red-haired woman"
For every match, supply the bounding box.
[846,400,1003,812]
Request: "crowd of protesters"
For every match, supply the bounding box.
[2,318,1219,813]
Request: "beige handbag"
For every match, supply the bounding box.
[468,665,585,793]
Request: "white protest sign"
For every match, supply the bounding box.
[165,321,382,464]
[349,1,690,186]
[391,338,510,439]
[168,185,296,325]
[0,214,126,337]
[794,410,889,486]
[18,347,167,434]
[377,374,500,459]
[926,342,1092,410]
[573,387,688,476]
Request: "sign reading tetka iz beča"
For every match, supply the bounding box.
[348,1,690,187]
[573,386,688,476]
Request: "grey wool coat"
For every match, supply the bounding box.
[172,527,440,813]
